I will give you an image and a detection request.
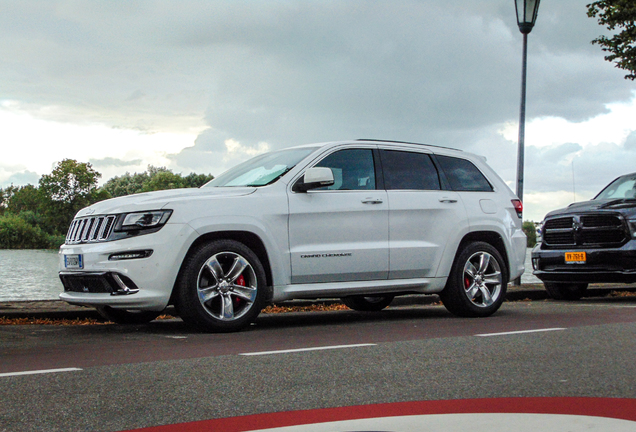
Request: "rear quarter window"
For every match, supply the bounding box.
[436,155,493,192]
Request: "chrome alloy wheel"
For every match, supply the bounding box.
[196,251,258,321]
[462,251,503,308]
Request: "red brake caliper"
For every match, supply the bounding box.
[234,275,246,307]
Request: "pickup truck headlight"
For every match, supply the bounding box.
[628,218,636,238]
[115,210,173,232]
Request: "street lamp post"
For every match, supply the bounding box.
[514,0,540,286]
[514,0,540,208]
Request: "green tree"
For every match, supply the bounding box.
[522,221,537,248]
[103,166,214,197]
[0,214,55,249]
[587,0,636,80]
[141,170,185,192]
[183,172,214,188]
[38,159,109,234]
[3,184,43,214]
[102,171,149,198]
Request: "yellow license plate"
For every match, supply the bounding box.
[565,252,586,264]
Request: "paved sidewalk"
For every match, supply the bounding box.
[1,283,635,321]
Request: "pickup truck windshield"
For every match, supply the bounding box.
[203,147,318,187]
[595,174,636,200]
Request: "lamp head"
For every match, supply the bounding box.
[515,0,540,34]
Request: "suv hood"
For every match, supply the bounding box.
[545,198,636,218]
[76,187,256,217]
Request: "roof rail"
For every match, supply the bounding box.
[356,139,462,152]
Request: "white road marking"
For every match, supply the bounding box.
[240,343,377,356]
[574,304,636,308]
[475,328,566,337]
[0,368,83,378]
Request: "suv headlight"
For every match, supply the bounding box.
[114,210,173,233]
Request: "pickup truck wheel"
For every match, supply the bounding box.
[341,295,394,311]
[96,306,161,324]
[176,240,266,332]
[544,282,588,300]
[440,241,508,317]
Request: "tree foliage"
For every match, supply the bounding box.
[522,221,538,248]
[0,214,57,249]
[39,159,102,204]
[1,161,213,249]
[103,166,213,197]
[587,0,636,80]
[38,159,109,235]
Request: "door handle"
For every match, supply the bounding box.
[362,198,384,204]
[439,197,458,203]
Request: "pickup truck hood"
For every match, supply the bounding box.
[75,187,256,217]
[545,198,636,218]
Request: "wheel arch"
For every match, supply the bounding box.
[455,231,510,282]
[170,230,274,304]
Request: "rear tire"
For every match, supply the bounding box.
[175,239,266,332]
[440,241,508,317]
[341,295,394,311]
[96,306,161,324]
[544,282,588,300]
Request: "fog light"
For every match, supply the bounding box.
[532,258,539,270]
[108,250,153,261]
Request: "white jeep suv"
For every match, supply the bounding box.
[59,140,526,332]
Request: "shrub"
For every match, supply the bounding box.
[0,214,55,249]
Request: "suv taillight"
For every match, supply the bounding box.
[511,199,523,218]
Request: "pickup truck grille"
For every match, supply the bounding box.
[542,213,627,248]
[66,215,117,245]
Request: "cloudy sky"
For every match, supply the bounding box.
[1,0,634,221]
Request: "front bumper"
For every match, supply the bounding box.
[58,223,197,311]
[531,241,636,284]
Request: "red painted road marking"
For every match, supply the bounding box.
[121,397,636,432]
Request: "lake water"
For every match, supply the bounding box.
[0,248,541,302]
[0,249,63,301]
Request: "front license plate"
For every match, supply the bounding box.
[565,251,586,264]
[64,254,83,269]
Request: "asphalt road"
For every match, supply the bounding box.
[1,297,636,431]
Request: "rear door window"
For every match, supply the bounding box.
[380,150,441,190]
[436,155,493,192]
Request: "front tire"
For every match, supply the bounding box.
[341,295,394,311]
[96,306,161,324]
[176,239,266,332]
[544,282,588,300]
[440,241,508,317]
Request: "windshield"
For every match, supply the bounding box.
[203,147,318,187]
[595,174,636,200]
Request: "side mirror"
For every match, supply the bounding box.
[293,167,335,192]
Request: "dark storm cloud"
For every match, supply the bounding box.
[1,0,634,216]
[164,0,633,166]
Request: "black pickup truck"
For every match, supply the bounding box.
[532,172,636,299]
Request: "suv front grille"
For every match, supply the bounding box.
[66,215,117,245]
[542,213,627,249]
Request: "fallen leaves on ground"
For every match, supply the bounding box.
[0,305,352,326]
[262,303,349,314]
[609,290,636,297]
[0,316,109,326]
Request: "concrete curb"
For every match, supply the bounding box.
[1,283,634,321]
